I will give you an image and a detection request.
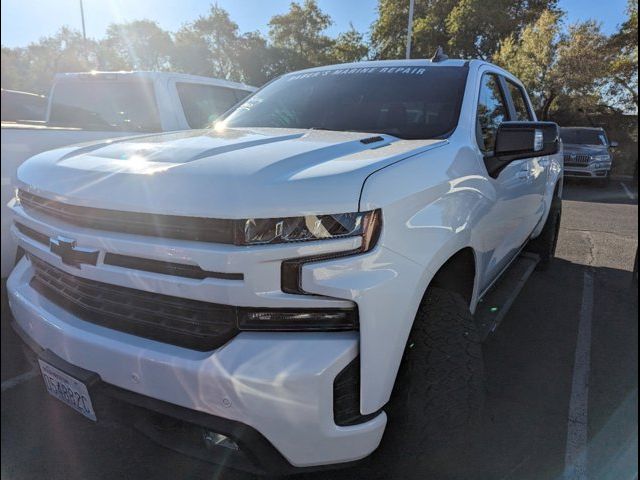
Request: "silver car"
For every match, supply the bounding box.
[560,126,618,186]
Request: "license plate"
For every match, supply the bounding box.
[38,359,97,421]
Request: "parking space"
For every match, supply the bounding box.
[1,181,637,480]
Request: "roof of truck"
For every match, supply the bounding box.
[295,59,471,74]
[53,71,256,91]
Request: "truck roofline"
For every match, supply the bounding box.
[53,71,256,91]
[285,58,520,81]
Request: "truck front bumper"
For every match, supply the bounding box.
[563,165,611,179]
[7,257,386,472]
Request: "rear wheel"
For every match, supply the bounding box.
[527,195,562,270]
[385,287,485,453]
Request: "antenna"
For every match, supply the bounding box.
[431,46,449,63]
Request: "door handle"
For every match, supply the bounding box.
[516,170,532,180]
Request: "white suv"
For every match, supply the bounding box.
[7,58,563,474]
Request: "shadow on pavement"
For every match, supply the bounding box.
[563,179,638,206]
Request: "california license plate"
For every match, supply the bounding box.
[38,359,97,421]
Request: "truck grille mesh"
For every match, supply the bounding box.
[29,255,238,351]
[563,154,591,167]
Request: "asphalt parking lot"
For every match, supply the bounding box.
[1,179,638,480]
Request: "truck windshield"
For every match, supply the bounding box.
[222,66,468,139]
[560,128,608,146]
[48,80,161,132]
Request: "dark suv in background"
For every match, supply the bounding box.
[560,127,618,186]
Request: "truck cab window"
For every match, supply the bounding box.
[177,83,240,129]
[506,80,533,121]
[476,74,508,152]
[48,80,161,132]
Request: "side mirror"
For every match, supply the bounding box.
[485,121,560,177]
[610,141,619,148]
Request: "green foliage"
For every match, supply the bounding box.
[268,0,333,67]
[371,0,558,60]
[607,0,638,110]
[1,27,97,94]
[103,20,173,71]
[494,11,610,119]
[330,24,370,63]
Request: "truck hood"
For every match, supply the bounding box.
[18,127,445,218]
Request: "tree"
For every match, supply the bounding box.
[371,0,559,60]
[607,0,638,111]
[235,32,297,85]
[178,5,243,80]
[329,24,369,63]
[103,20,174,71]
[1,27,98,94]
[268,0,334,68]
[1,47,28,91]
[494,11,609,119]
[172,26,215,77]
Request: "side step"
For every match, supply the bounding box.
[475,252,540,341]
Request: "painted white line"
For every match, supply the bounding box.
[563,270,594,480]
[620,182,636,200]
[1,367,39,392]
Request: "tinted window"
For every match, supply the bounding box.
[476,74,508,151]
[222,66,469,140]
[49,80,161,132]
[560,128,608,146]
[177,83,241,128]
[506,80,533,121]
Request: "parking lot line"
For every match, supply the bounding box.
[1,367,39,393]
[620,182,636,200]
[563,270,594,480]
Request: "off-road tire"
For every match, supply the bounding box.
[385,287,485,453]
[527,195,562,271]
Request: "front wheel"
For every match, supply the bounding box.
[385,287,485,452]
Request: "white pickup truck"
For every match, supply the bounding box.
[1,71,255,276]
[7,57,563,475]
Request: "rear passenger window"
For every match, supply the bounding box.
[176,83,240,128]
[506,81,533,121]
[476,74,509,152]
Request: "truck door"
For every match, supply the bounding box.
[503,78,548,236]
[474,72,544,292]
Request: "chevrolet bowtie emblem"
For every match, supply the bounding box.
[49,236,99,268]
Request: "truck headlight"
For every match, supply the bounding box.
[236,210,381,247]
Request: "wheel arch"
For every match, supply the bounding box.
[426,247,478,309]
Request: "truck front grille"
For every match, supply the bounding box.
[28,255,238,351]
[18,190,236,244]
[563,154,591,167]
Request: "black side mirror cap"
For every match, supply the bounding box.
[485,121,560,177]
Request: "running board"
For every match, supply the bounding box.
[475,252,540,341]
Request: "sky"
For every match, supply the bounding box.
[1,0,631,48]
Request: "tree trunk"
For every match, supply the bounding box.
[541,93,557,121]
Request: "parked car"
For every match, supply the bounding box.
[7,58,562,475]
[560,126,617,186]
[1,71,256,277]
[1,88,47,122]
